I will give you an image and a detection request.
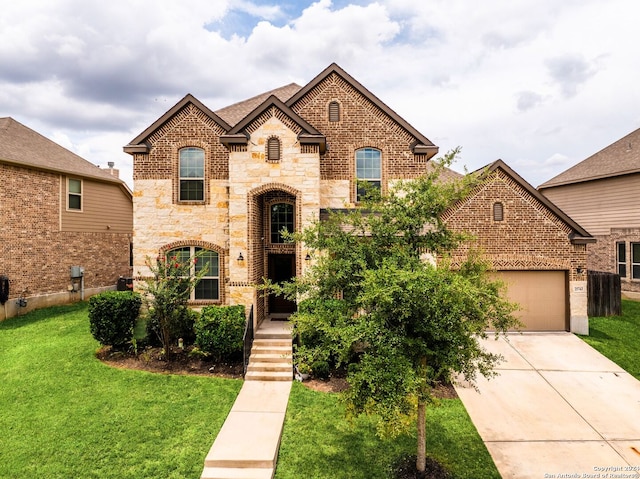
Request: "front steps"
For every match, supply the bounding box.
[245,321,293,382]
[200,319,293,479]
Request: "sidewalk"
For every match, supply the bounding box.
[455,333,640,479]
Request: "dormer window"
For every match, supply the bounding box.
[267,137,280,162]
[329,101,340,122]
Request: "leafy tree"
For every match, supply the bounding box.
[137,252,208,359]
[278,149,519,474]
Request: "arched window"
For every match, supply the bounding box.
[179,147,204,201]
[270,203,294,243]
[355,148,381,201]
[267,137,280,162]
[166,246,219,300]
[328,101,340,122]
[493,202,504,221]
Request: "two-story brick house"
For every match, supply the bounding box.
[125,63,593,333]
[0,117,133,320]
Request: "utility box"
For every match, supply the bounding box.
[70,266,84,278]
[117,277,133,291]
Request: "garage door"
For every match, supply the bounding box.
[496,271,568,331]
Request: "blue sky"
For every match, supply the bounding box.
[1,0,640,189]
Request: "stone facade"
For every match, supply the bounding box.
[126,64,591,331]
[0,162,132,320]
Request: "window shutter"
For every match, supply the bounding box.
[329,101,340,122]
[267,137,280,162]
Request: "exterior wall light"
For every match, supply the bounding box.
[305,253,311,261]
[237,252,244,262]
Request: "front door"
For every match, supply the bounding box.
[268,254,297,315]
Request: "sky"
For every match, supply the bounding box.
[2,0,640,189]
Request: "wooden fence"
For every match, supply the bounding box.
[587,271,621,317]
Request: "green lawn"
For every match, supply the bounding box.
[0,303,242,479]
[277,383,500,479]
[0,303,499,478]
[582,298,640,380]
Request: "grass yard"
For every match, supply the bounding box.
[581,298,640,380]
[0,302,499,478]
[277,383,500,479]
[0,303,242,479]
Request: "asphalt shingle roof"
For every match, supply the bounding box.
[214,83,302,126]
[0,117,124,184]
[539,127,640,188]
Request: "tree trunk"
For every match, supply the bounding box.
[417,399,426,472]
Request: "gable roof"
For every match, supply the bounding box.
[287,62,439,158]
[477,160,594,243]
[0,117,127,186]
[220,94,326,154]
[215,83,302,126]
[123,94,232,154]
[539,127,640,188]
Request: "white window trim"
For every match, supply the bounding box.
[178,147,205,203]
[631,242,640,280]
[355,148,382,202]
[167,246,220,301]
[67,177,83,212]
[617,241,627,278]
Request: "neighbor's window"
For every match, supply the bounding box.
[493,202,504,221]
[68,178,82,210]
[179,147,204,201]
[329,101,340,122]
[167,246,219,300]
[270,203,294,243]
[356,148,381,201]
[632,243,640,280]
[267,137,280,162]
[617,242,627,278]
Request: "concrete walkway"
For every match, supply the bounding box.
[455,333,640,479]
[200,318,293,479]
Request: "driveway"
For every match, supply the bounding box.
[455,333,640,479]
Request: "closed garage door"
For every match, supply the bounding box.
[496,271,568,331]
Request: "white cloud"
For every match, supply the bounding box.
[0,0,640,190]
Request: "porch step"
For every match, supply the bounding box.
[250,353,292,363]
[251,338,291,347]
[245,370,293,381]
[200,466,273,479]
[246,361,292,373]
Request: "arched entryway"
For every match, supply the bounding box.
[248,184,302,323]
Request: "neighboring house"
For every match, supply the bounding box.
[125,63,591,333]
[0,117,133,320]
[539,128,640,296]
[443,160,594,334]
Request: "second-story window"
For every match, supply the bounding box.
[356,148,381,202]
[68,178,82,210]
[179,147,204,202]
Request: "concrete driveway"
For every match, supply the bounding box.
[455,333,640,479]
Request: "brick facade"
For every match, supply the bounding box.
[127,64,590,331]
[588,228,640,293]
[0,163,132,320]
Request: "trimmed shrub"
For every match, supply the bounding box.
[145,306,197,348]
[195,305,245,361]
[311,360,330,379]
[88,291,142,347]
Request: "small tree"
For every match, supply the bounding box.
[280,149,519,474]
[137,252,208,359]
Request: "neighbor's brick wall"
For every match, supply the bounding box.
[442,169,587,282]
[0,163,131,303]
[588,228,640,293]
